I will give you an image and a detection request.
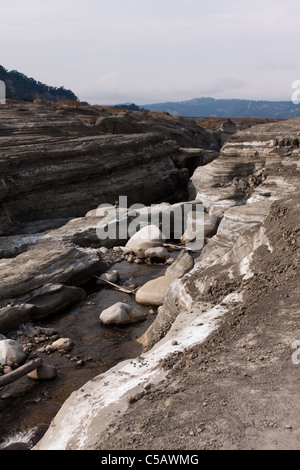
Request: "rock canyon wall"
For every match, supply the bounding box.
[1,103,299,450]
[33,117,299,450]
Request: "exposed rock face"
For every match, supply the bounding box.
[0,242,106,326]
[190,118,300,191]
[165,250,194,279]
[0,102,220,236]
[144,246,170,261]
[32,117,300,451]
[143,118,300,347]
[0,304,35,335]
[0,102,223,334]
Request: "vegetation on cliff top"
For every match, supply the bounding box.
[0,65,78,103]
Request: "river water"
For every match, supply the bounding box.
[0,258,170,450]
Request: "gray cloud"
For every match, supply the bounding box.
[1,0,300,104]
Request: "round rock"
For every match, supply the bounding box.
[0,339,26,366]
[144,246,170,261]
[27,364,57,380]
[135,276,174,306]
[99,302,146,326]
[51,338,74,352]
[125,225,166,257]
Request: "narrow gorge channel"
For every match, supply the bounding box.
[0,101,226,450]
[1,103,299,451]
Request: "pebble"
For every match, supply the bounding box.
[36,327,57,336]
[197,427,205,434]
[51,337,74,352]
[143,382,153,391]
[113,246,123,252]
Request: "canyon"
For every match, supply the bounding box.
[0,102,299,450]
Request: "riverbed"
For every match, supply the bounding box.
[0,257,171,450]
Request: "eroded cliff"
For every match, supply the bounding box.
[32,118,300,450]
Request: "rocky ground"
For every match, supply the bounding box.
[0,104,299,450]
[32,117,300,451]
[95,193,300,451]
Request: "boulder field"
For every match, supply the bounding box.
[32,118,300,450]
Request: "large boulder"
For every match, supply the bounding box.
[135,276,174,306]
[0,304,35,335]
[99,302,146,326]
[0,242,105,307]
[26,284,86,321]
[144,247,170,261]
[124,225,167,257]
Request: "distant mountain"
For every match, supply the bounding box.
[0,65,78,103]
[108,102,144,111]
[143,97,300,119]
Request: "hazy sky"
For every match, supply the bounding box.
[1,0,300,105]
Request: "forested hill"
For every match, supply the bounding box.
[143,96,300,119]
[0,65,78,102]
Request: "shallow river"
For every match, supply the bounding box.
[0,258,169,450]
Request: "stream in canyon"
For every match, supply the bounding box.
[0,256,176,450]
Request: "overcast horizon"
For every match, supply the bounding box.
[1,0,300,105]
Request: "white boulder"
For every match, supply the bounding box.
[50,338,74,352]
[125,225,166,257]
[96,269,120,285]
[144,246,170,261]
[135,276,174,306]
[100,302,146,325]
[0,339,26,365]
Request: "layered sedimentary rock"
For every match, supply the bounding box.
[0,241,106,330]
[0,102,220,236]
[32,117,300,451]
[143,118,300,346]
[0,102,223,332]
